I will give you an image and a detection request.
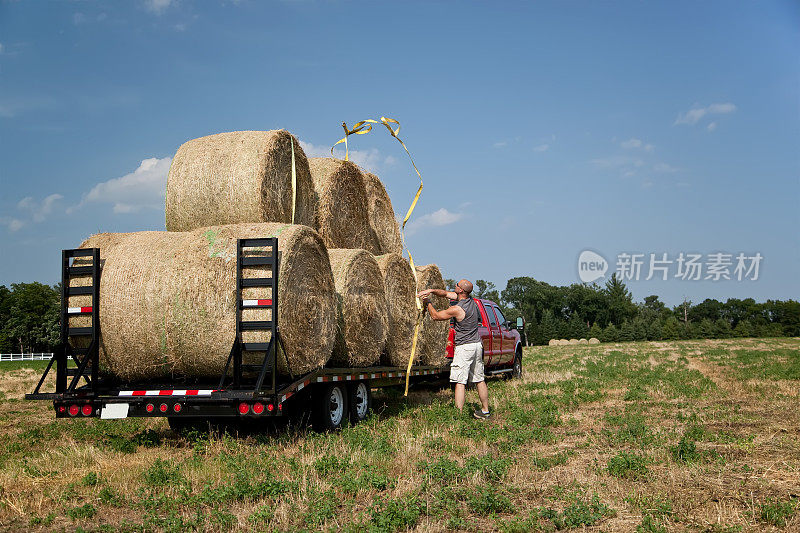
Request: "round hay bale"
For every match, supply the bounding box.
[588,337,600,344]
[77,223,336,381]
[414,264,449,366]
[579,338,588,345]
[568,339,580,345]
[165,130,316,232]
[327,249,388,367]
[375,253,417,367]
[559,339,569,345]
[363,171,403,255]
[548,339,559,346]
[308,158,380,253]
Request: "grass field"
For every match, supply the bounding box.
[0,338,798,532]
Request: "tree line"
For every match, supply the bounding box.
[456,275,800,345]
[2,276,799,353]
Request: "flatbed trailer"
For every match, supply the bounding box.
[25,237,487,430]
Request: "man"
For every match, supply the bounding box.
[417,279,491,420]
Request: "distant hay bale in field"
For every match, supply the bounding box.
[559,339,569,345]
[308,158,380,253]
[328,249,388,367]
[165,130,316,232]
[589,337,600,344]
[569,339,580,345]
[415,264,449,366]
[74,223,336,381]
[548,339,559,346]
[363,172,403,255]
[375,253,417,367]
[579,338,588,345]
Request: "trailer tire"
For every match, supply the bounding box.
[312,383,348,431]
[348,382,372,424]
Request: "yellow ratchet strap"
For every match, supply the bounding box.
[330,120,377,161]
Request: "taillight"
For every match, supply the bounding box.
[173,403,182,413]
[159,403,168,413]
[68,404,80,416]
[278,403,283,411]
[252,402,264,414]
[81,404,93,416]
[238,402,250,415]
[57,405,66,414]
[145,403,154,413]
[267,403,274,412]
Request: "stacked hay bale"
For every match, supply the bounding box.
[166,130,316,231]
[77,129,441,380]
[414,264,450,366]
[548,339,559,346]
[589,338,601,344]
[327,249,389,367]
[72,223,337,381]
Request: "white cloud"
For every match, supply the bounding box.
[73,12,87,25]
[620,138,654,152]
[69,157,172,214]
[1,218,24,232]
[707,122,717,132]
[299,141,393,173]
[674,102,736,126]
[404,208,464,236]
[590,155,644,169]
[18,193,63,222]
[144,0,173,14]
[533,143,550,153]
[493,141,508,148]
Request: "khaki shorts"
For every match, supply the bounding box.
[450,341,485,385]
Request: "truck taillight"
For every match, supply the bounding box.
[159,403,168,413]
[238,402,250,415]
[81,404,93,416]
[267,403,274,412]
[252,402,264,414]
[145,403,154,413]
[173,403,182,413]
[68,404,80,416]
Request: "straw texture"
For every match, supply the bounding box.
[327,249,388,367]
[363,172,403,255]
[308,158,380,253]
[76,223,336,381]
[165,130,316,232]
[375,253,417,367]
[414,264,450,366]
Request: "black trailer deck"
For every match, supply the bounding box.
[26,237,454,430]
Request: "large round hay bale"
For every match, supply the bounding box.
[588,337,600,344]
[165,130,316,232]
[327,249,388,367]
[308,158,380,253]
[363,172,403,255]
[569,339,580,345]
[375,253,417,367]
[75,223,336,381]
[579,338,588,345]
[414,264,449,366]
[559,339,569,345]
[548,339,559,346]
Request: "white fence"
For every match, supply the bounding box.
[0,353,53,362]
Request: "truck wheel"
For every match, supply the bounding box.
[312,384,348,431]
[511,350,523,379]
[348,382,372,424]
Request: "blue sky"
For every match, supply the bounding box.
[1,0,798,307]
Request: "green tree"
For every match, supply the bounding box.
[602,274,637,326]
[588,322,603,340]
[538,310,560,345]
[733,319,754,338]
[698,318,715,339]
[2,283,60,353]
[474,279,501,304]
[713,318,732,339]
[601,323,620,342]
[661,316,682,340]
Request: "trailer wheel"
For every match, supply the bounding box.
[313,384,348,431]
[349,382,372,424]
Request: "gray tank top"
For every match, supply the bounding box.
[453,297,480,345]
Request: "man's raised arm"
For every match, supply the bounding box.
[418,288,457,301]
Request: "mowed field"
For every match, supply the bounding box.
[0,338,798,532]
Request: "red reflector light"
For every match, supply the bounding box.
[267,403,274,412]
[82,306,93,313]
[81,404,93,416]
[252,402,264,414]
[238,402,250,415]
[278,403,282,411]
[159,403,168,413]
[145,403,154,413]
[68,404,80,416]
[173,403,182,413]
[57,406,66,413]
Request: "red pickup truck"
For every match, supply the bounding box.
[446,298,523,378]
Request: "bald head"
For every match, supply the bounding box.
[456,279,473,295]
